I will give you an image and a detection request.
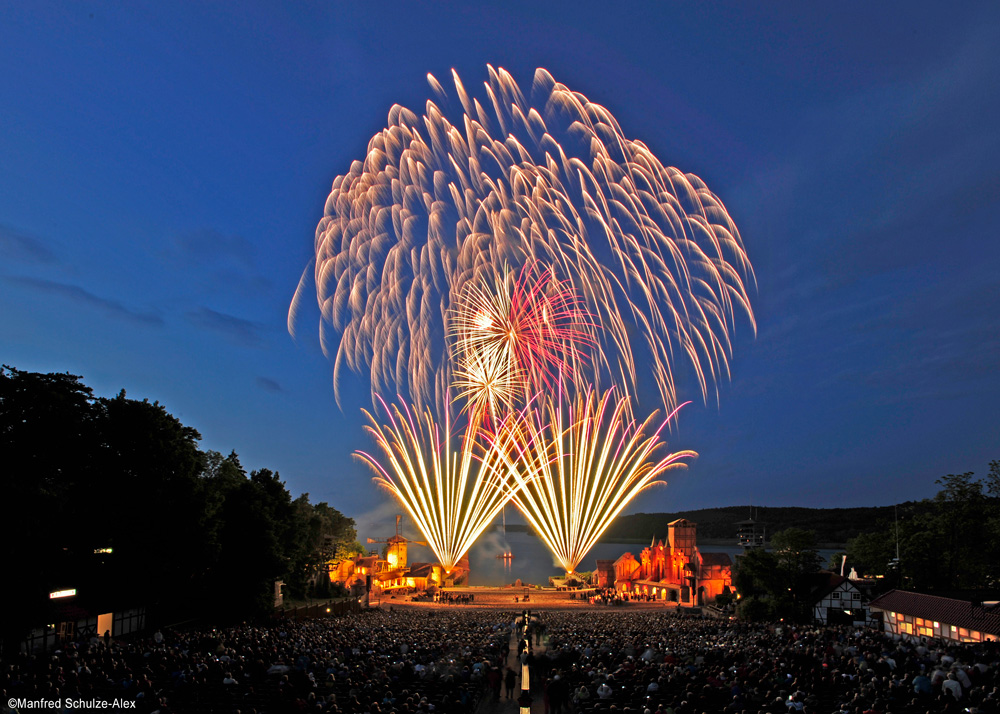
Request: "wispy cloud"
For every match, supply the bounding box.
[721,22,1000,413]
[173,228,255,268]
[8,276,163,325]
[256,376,282,392]
[0,224,58,264]
[187,306,264,346]
[163,228,272,298]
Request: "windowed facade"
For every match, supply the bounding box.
[882,608,990,642]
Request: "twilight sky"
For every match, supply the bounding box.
[3,2,998,538]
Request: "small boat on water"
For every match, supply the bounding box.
[496,551,514,560]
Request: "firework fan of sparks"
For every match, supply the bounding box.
[488,388,695,575]
[356,397,520,573]
[290,65,755,416]
[449,262,597,421]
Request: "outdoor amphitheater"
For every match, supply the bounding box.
[5,599,998,714]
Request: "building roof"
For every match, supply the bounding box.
[668,518,696,527]
[908,589,1000,603]
[699,552,733,567]
[868,590,1000,636]
[615,552,638,565]
[804,571,858,601]
[408,563,435,578]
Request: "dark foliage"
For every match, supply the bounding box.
[733,528,818,622]
[599,504,944,545]
[846,466,1000,591]
[1,366,357,651]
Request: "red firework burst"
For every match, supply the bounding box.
[451,262,598,418]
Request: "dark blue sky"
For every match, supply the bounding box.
[3,2,998,538]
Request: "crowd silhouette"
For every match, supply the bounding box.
[527,611,999,714]
[3,608,998,714]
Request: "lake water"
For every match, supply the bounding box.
[438,529,840,586]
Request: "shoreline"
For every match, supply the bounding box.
[510,535,848,549]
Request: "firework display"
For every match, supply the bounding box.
[295,67,754,577]
[489,389,695,575]
[357,398,519,573]
[449,262,596,422]
[291,66,755,416]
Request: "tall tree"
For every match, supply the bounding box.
[94,391,207,608]
[733,549,792,621]
[285,495,359,598]
[988,461,1000,586]
[3,367,362,635]
[846,530,895,577]
[733,529,822,623]
[1,367,101,651]
[932,472,992,586]
[771,527,821,575]
[844,465,999,591]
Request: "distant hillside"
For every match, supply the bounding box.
[505,502,933,546]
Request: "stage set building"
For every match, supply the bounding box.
[328,535,468,596]
[600,519,733,605]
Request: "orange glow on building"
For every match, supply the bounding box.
[612,519,732,606]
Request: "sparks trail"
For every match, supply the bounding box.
[487,387,696,575]
[290,66,755,417]
[356,396,522,574]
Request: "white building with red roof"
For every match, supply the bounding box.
[868,590,1000,643]
[808,571,873,626]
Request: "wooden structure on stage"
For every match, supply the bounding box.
[328,515,471,594]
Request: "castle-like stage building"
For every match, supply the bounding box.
[329,517,732,607]
[598,519,733,606]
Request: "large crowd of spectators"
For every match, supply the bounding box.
[2,607,997,714]
[1,609,513,714]
[524,611,999,714]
